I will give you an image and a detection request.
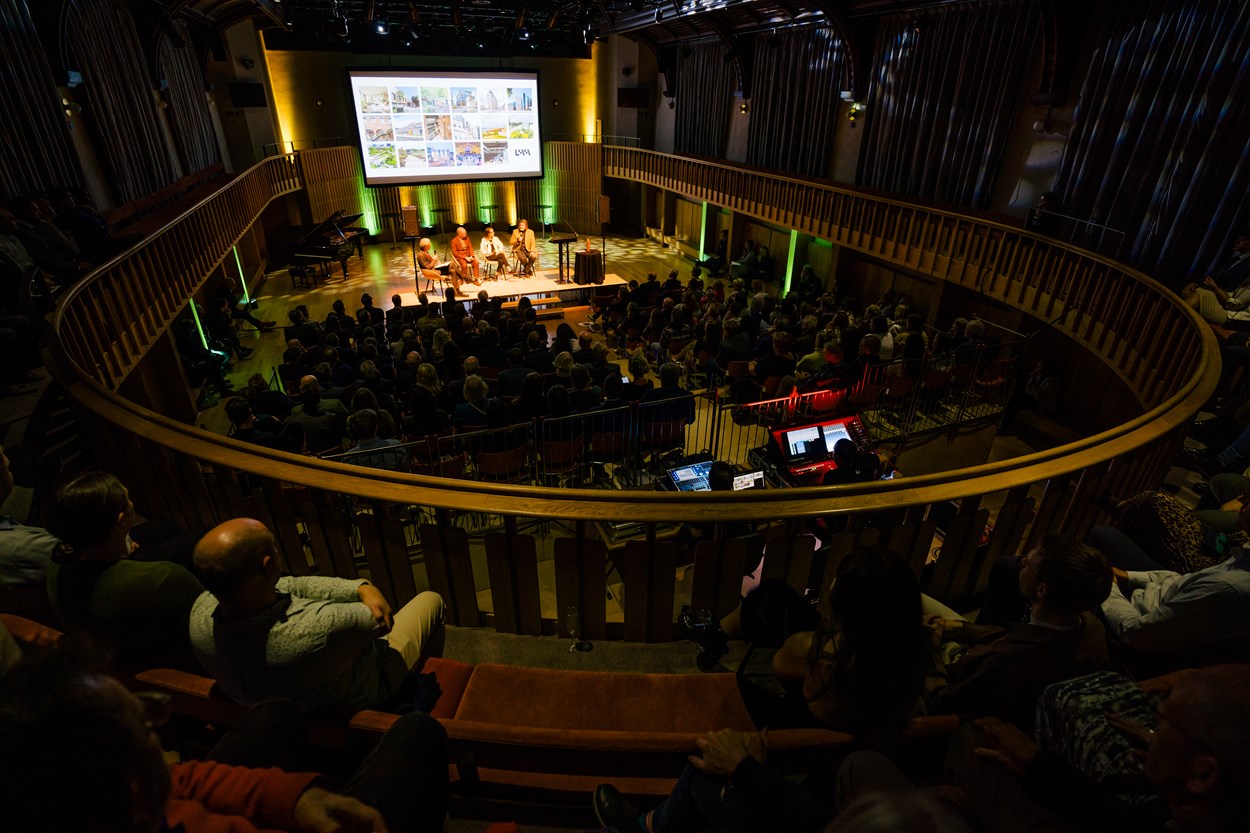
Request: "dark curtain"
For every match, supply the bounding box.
[1055,0,1250,280]
[674,41,736,159]
[158,22,220,173]
[0,0,84,198]
[66,0,178,202]
[746,27,845,179]
[860,0,1039,208]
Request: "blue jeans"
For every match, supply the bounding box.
[647,764,749,833]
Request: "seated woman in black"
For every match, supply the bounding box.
[683,545,928,734]
[620,354,653,402]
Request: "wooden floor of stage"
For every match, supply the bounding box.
[404,267,625,305]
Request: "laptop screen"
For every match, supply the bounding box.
[782,425,827,460]
[668,461,713,492]
[732,470,765,490]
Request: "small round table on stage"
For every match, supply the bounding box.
[574,249,604,285]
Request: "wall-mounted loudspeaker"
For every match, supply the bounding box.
[597,195,611,224]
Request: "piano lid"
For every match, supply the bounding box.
[302,210,366,241]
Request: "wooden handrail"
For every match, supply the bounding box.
[47,145,1217,527]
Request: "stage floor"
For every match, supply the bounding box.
[400,267,625,306]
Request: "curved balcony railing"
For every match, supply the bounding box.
[45,144,1218,639]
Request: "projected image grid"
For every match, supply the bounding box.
[351,74,539,183]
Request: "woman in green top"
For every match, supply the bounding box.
[46,472,203,669]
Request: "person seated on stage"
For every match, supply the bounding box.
[479,225,510,277]
[415,237,445,292]
[450,226,480,286]
[191,518,446,712]
[510,219,538,276]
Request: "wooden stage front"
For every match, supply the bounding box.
[397,266,626,307]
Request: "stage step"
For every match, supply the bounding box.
[502,295,565,319]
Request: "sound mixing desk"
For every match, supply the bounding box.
[747,414,878,488]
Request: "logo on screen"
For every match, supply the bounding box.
[514,148,531,157]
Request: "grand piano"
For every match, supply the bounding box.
[291,210,369,279]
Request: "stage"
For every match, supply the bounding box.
[398,266,626,307]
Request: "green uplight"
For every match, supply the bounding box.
[188,301,209,350]
[355,179,380,237]
[784,229,799,295]
[233,246,250,303]
[699,201,708,257]
[418,187,433,228]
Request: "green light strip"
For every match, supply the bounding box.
[784,229,799,295]
[188,300,209,350]
[699,201,708,258]
[233,246,250,303]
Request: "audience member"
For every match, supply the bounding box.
[190,518,446,711]
[0,651,451,833]
[927,534,1112,730]
[343,409,406,471]
[0,445,59,621]
[46,472,203,668]
[1095,502,1250,657]
[962,664,1250,833]
[284,377,347,452]
[683,546,928,734]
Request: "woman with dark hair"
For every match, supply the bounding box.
[404,363,451,438]
[45,472,203,669]
[512,372,548,423]
[683,546,928,735]
[350,386,396,439]
[553,321,577,354]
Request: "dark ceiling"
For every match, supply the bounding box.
[157,0,939,59]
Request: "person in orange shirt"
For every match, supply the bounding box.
[449,225,479,286]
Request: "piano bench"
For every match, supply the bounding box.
[289,265,318,289]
